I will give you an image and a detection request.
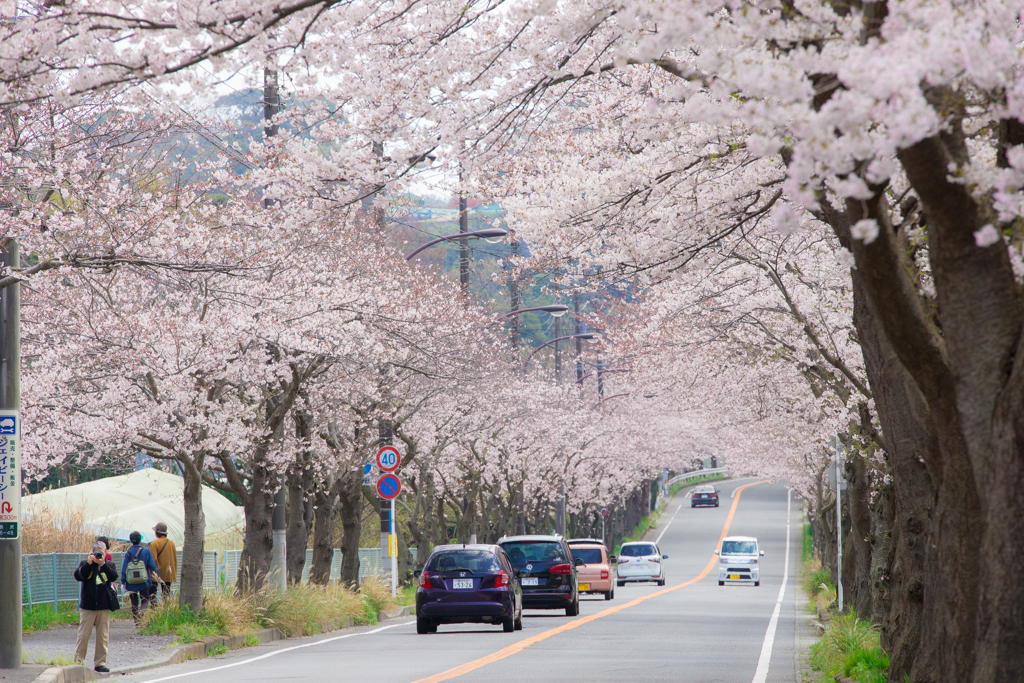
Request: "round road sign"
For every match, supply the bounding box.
[376,446,401,473]
[376,473,402,500]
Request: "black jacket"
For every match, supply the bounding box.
[73,559,119,611]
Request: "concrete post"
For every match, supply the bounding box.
[0,240,21,669]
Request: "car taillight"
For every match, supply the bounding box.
[550,563,572,575]
[419,571,432,588]
[650,557,661,563]
[617,557,628,563]
[600,570,609,579]
[496,570,510,586]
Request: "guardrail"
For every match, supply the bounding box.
[666,467,730,489]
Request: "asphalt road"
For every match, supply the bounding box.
[117,479,806,683]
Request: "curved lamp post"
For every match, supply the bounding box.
[504,304,569,318]
[524,333,598,372]
[405,228,508,261]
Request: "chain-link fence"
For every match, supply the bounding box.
[22,547,418,608]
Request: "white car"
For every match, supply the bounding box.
[615,541,667,586]
[716,536,763,586]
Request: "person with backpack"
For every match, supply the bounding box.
[121,531,159,625]
[148,522,177,606]
[73,541,119,673]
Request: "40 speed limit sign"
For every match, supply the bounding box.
[376,445,401,473]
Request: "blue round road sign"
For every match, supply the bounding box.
[376,474,402,500]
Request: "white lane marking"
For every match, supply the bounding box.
[135,620,415,683]
[655,503,683,544]
[751,487,791,683]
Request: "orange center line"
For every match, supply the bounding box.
[409,480,766,683]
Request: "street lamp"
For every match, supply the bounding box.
[405,228,508,261]
[405,228,508,300]
[524,333,599,372]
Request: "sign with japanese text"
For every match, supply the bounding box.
[0,409,19,539]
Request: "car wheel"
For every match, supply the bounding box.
[416,617,432,634]
[657,578,666,586]
[718,580,725,586]
[715,502,719,507]
[616,580,625,587]
[604,588,613,601]
[754,581,760,587]
[514,611,523,630]
[566,596,579,617]
[503,616,515,632]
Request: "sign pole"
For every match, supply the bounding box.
[0,240,21,669]
[390,498,397,597]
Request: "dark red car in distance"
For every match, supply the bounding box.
[691,485,720,507]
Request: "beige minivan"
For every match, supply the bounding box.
[567,539,616,600]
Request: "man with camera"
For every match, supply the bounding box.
[73,541,119,673]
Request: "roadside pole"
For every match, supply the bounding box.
[390,498,397,597]
[836,457,844,612]
[264,61,287,592]
[0,240,21,669]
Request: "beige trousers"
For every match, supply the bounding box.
[75,609,110,667]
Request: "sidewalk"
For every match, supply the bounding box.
[22,618,177,670]
[12,605,413,683]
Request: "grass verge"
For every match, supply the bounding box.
[22,602,79,632]
[809,612,889,683]
[801,556,836,614]
[139,582,367,643]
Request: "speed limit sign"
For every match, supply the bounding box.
[376,446,402,473]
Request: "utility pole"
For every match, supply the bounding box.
[509,233,521,361]
[553,314,561,384]
[264,62,287,592]
[458,194,470,300]
[0,240,21,669]
[379,421,395,592]
[574,295,583,386]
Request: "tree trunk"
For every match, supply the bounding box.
[236,447,276,593]
[844,454,874,619]
[310,474,346,585]
[337,475,364,587]
[286,440,313,584]
[178,453,206,613]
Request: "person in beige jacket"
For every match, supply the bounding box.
[148,522,177,605]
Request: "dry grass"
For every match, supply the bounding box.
[141,583,365,642]
[21,501,124,554]
[358,575,399,617]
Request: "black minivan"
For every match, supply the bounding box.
[497,535,581,616]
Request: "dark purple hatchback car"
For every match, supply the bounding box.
[415,544,523,634]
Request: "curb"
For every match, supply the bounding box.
[31,606,414,683]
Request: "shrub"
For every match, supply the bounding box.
[842,646,890,683]
[810,612,886,682]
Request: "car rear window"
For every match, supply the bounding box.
[500,542,565,565]
[570,548,603,564]
[721,541,757,555]
[620,544,657,557]
[425,550,500,573]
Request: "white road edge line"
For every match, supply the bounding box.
[134,620,415,683]
[751,487,792,683]
[655,502,683,544]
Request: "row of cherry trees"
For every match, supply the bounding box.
[2,2,1021,681]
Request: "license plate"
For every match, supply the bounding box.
[728,574,741,580]
[521,577,539,586]
[579,583,590,591]
[452,579,473,589]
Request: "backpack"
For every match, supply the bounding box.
[125,547,148,585]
